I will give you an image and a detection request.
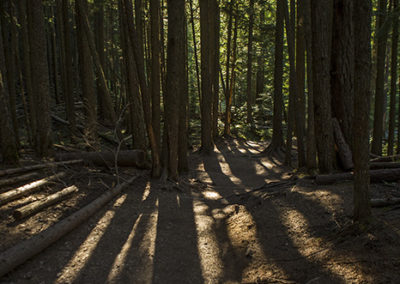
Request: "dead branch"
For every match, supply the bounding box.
[0,172,39,188]
[0,172,66,206]
[0,175,139,278]
[13,185,78,219]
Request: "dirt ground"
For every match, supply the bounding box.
[1,138,400,283]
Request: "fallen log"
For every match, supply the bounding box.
[0,160,82,178]
[370,162,400,169]
[315,168,400,185]
[0,172,66,206]
[55,150,146,168]
[332,118,353,170]
[0,175,139,278]
[0,172,39,188]
[371,197,400,207]
[371,154,400,163]
[13,185,78,219]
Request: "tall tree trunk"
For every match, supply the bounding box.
[331,0,354,150]
[200,0,214,152]
[27,0,52,157]
[1,0,19,148]
[223,0,234,136]
[353,0,372,224]
[76,0,97,145]
[122,0,161,177]
[283,0,296,166]
[0,27,18,164]
[17,0,37,145]
[371,0,389,155]
[165,0,185,179]
[57,0,77,136]
[311,0,334,173]
[189,0,201,108]
[211,0,220,139]
[388,0,398,155]
[150,0,161,152]
[304,0,317,170]
[295,0,306,168]
[246,0,255,124]
[118,0,146,150]
[269,0,284,151]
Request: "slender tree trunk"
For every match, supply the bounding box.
[200,0,214,152]
[76,0,97,145]
[246,0,255,124]
[353,0,372,224]
[1,0,19,148]
[122,0,161,177]
[224,0,234,136]
[17,0,37,145]
[331,0,354,150]
[118,0,146,150]
[0,29,18,164]
[388,0,398,155]
[311,0,334,173]
[150,0,161,152]
[211,0,220,138]
[269,0,284,151]
[189,0,201,107]
[304,0,317,170]
[27,0,52,157]
[371,0,389,155]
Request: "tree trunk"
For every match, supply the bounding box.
[311,0,334,173]
[295,0,306,168]
[371,0,389,156]
[200,0,214,151]
[27,0,52,157]
[332,117,353,170]
[331,0,354,150]
[189,0,201,108]
[13,185,78,219]
[211,0,220,139]
[75,0,97,145]
[246,0,255,124]
[388,0,398,155]
[150,0,161,151]
[269,0,284,151]
[353,0,372,223]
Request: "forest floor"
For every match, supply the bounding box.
[1,138,400,283]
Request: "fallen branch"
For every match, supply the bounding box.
[315,168,400,185]
[0,175,139,278]
[371,197,400,207]
[332,118,353,170]
[370,162,400,169]
[55,150,146,168]
[0,172,66,206]
[13,185,78,219]
[0,160,82,178]
[371,154,400,163]
[0,172,39,188]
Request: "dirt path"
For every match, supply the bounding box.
[1,139,400,283]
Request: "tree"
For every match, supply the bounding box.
[311,0,334,173]
[200,0,214,152]
[246,0,255,124]
[371,0,389,155]
[27,0,52,157]
[165,0,186,179]
[353,0,372,224]
[268,0,284,151]
[388,0,398,155]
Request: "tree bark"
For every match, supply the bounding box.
[27,0,52,157]
[388,0,398,155]
[353,0,372,223]
[13,185,78,219]
[371,0,389,155]
[311,0,334,173]
[332,117,353,170]
[246,0,255,124]
[0,172,38,188]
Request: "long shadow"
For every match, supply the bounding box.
[152,187,204,284]
[192,142,345,282]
